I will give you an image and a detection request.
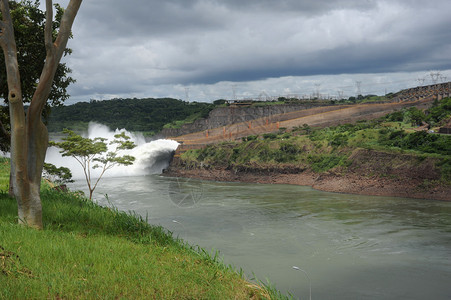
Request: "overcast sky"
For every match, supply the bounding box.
[51,0,451,104]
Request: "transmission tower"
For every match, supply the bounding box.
[355,81,362,97]
[430,71,441,84]
[232,84,237,100]
[337,90,344,100]
[416,77,425,86]
[314,83,321,99]
[184,87,190,102]
[440,75,448,83]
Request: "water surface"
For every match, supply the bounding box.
[69,175,451,299]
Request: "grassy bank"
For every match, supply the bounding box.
[180,125,450,183]
[0,161,285,299]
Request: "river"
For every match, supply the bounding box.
[67,175,451,299]
[47,125,451,299]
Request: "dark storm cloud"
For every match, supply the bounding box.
[74,0,377,40]
[74,0,225,39]
[217,0,377,13]
[54,0,451,101]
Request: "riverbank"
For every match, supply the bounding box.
[164,167,450,201]
[0,159,283,299]
[164,148,451,201]
[165,99,451,202]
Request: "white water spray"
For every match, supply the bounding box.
[45,122,179,179]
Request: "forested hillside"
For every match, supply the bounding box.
[46,98,214,134]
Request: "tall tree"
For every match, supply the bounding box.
[0,0,82,229]
[0,0,75,152]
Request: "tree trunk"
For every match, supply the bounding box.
[0,0,82,229]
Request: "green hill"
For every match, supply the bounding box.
[46,98,214,135]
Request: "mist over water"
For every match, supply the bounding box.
[46,122,179,179]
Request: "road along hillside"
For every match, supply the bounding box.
[171,97,434,149]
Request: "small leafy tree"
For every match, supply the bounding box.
[50,129,136,200]
[42,162,73,185]
[406,107,426,126]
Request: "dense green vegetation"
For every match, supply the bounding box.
[0,158,286,299]
[181,98,451,182]
[181,131,352,174]
[47,98,214,135]
[337,94,391,104]
[163,110,209,129]
[276,94,390,104]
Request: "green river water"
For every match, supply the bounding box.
[68,175,451,299]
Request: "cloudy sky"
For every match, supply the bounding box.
[51,0,451,104]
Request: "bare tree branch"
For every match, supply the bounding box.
[30,0,82,115]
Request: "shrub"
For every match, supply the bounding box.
[379,129,451,155]
[330,133,348,148]
[379,129,407,147]
[257,147,273,161]
[263,133,278,140]
[308,154,348,172]
[437,159,451,182]
[274,142,300,163]
[386,110,404,122]
[242,135,258,142]
[426,97,451,125]
[406,107,426,126]
[302,124,311,134]
[279,142,299,155]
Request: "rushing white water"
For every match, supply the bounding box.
[46,122,179,179]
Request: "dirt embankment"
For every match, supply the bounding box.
[164,148,451,201]
[172,98,434,146]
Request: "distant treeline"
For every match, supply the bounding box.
[46,98,214,134]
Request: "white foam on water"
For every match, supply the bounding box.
[45,122,179,179]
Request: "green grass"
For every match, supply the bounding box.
[1,165,286,299]
[307,153,350,173]
[0,157,10,191]
[163,111,208,129]
[183,132,350,173]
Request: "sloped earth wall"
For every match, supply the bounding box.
[164,148,450,201]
